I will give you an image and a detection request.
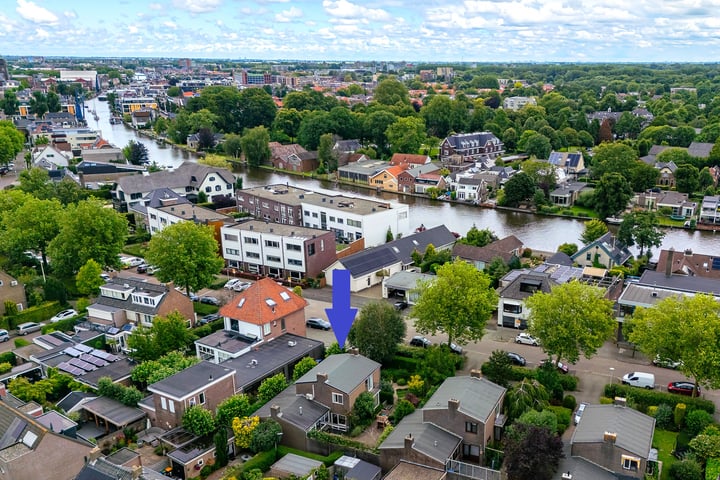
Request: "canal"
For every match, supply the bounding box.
[89,97,719,258]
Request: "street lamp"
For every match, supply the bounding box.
[275,431,283,461]
[609,367,615,385]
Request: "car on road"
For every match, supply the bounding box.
[232,281,252,292]
[556,361,570,374]
[653,355,682,370]
[449,342,463,355]
[0,329,9,342]
[394,301,409,311]
[198,296,220,306]
[224,278,242,290]
[199,313,221,325]
[515,333,540,346]
[17,322,43,335]
[50,309,78,323]
[507,352,526,366]
[409,336,432,348]
[667,381,700,396]
[574,402,587,425]
[306,317,332,330]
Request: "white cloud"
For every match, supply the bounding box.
[128,25,139,34]
[275,6,303,22]
[33,27,50,39]
[172,0,222,14]
[163,21,177,29]
[323,0,391,22]
[16,0,58,24]
[149,3,163,10]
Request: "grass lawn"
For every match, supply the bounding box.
[653,429,678,480]
[122,243,148,258]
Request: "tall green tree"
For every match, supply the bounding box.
[675,164,700,194]
[1,90,19,115]
[1,196,62,268]
[272,108,303,142]
[501,172,536,207]
[363,110,397,157]
[182,406,216,437]
[457,225,498,247]
[317,133,336,173]
[616,211,665,257]
[580,219,608,244]
[590,142,638,181]
[76,259,104,296]
[348,301,406,363]
[240,126,271,167]
[0,120,25,165]
[46,91,61,113]
[421,95,454,138]
[503,423,564,480]
[29,91,48,118]
[629,161,660,192]
[386,116,426,154]
[145,221,224,296]
[223,133,243,159]
[412,259,497,347]
[48,199,128,275]
[127,312,195,362]
[257,373,288,404]
[18,167,54,199]
[504,379,549,421]
[216,394,253,427]
[593,172,633,220]
[629,294,720,397]
[373,79,410,106]
[526,281,615,364]
[123,140,149,165]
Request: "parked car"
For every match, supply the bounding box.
[653,355,682,369]
[198,296,220,306]
[306,317,332,330]
[121,257,144,268]
[224,278,242,290]
[394,301,409,311]
[146,265,161,275]
[136,263,149,273]
[667,381,700,396]
[515,333,540,346]
[622,372,655,389]
[409,336,432,348]
[199,313,221,325]
[232,281,252,292]
[556,361,570,374]
[17,322,43,335]
[449,342,463,355]
[0,329,9,342]
[507,352,526,366]
[50,309,78,323]
[574,402,588,425]
[100,273,111,281]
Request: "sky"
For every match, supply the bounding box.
[3,0,720,63]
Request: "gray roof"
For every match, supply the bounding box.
[571,405,655,458]
[35,410,77,433]
[91,277,172,316]
[546,252,574,266]
[339,225,456,277]
[452,243,513,264]
[76,458,131,480]
[255,385,329,431]
[295,353,380,394]
[499,272,555,301]
[379,410,461,463]
[220,333,324,392]
[424,376,505,422]
[223,219,331,240]
[273,453,323,477]
[636,270,720,296]
[382,271,436,291]
[445,132,501,149]
[572,232,632,267]
[82,396,146,427]
[148,361,235,400]
[115,161,234,195]
[688,142,714,158]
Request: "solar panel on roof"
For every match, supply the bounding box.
[74,344,92,353]
[80,353,108,367]
[68,358,96,371]
[64,347,82,357]
[91,349,118,362]
[43,336,65,347]
[58,362,84,376]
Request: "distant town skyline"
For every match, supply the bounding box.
[4,0,720,63]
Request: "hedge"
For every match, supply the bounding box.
[237,450,275,475]
[42,316,82,334]
[4,301,61,330]
[705,458,720,480]
[0,351,17,366]
[547,405,572,434]
[277,446,344,467]
[603,384,715,414]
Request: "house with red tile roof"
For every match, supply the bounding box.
[389,153,432,167]
[369,165,406,192]
[195,278,308,363]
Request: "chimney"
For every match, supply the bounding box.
[270,405,281,419]
[665,248,674,277]
[88,446,103,463]
[614,396,627,407]
[0,383,6,398]
[131,465,142,480]
[348,347,359,356]
[317,373,329,384]
[404,433,414,452]
[448,398,460,414]
[470,369,482,379]
[299,406,303,416]
[603,432,617,444]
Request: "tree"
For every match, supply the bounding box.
[216,394,253,427]
[580,219,608,244]
[526,281,616,364]
[386,116,426,154]
[373,79,410,106]
[240,126,271,167]
[557,243,578,256]
[1,196,62,268]
[516,409,558,435]
[223,133,242,159]
[421,95,454,138]
[249,419,282,453]
[47,199,128,275]
[668,459,703,480]
[130,351,199,386]
[524,133,552,159]
[236,87,278,131]
[675,164,700,194]
[348,301,406,363]
[413,260,497,347]
[214,429,229,468]
[182,406,216,437]
[196,127,216,151]
[233,416,260,449]
[501,172,536,207]
[272,108,303,142]
[629,161,660,192]
[317,133,336,173]
[457,225,498,247]
[29,91,48,118]
[504,379,549,421]
[616,211,665,256]
[590,142,638,180]
[291,357,317,382]
[483,350,513,387]
[122,140,149,165]
[257,373,288,404]
[629,294,720,397]
[521,159,557,195]
[503,423,564,480]
[127,312,194,362]
[17,167,53,199]
[0,120,25,165]
[1,90,19,115]
[363,110,397,157]
[593,172,633,220]
[46,91,61,113]
[145,221,224,297]
[351,392,377,426]
[76,259,103,296]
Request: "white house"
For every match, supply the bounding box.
[33,145,71,170]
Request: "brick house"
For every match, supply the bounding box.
[439,132,504,164]
[294,353,381,432]
[141,361,236,430]
[369,165,405,192]
[389,153,431,167]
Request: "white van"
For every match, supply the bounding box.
[17,322,42,336]
[622,372,655,389]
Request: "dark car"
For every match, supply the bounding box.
[394,301,409,311]
[136,263,148,273]
[667,381,700,396]
[409,336,432,348]
[199,313,221,325]
[507,352,526,366]
[199,296,220,306]
[306,317,331,330]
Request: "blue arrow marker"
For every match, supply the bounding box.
[325,269,357,349]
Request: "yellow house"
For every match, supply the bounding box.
[369,165,404,192]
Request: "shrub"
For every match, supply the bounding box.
[562,395,576,411]
[0,352,16,366]
[558,375,578,392]
[685,409,714,436]
[546,406,572,434]
[0,363,11,374]
[705,458,720,480]
[603,384,715,414]
[396,378,407,387]
[599,396,614,405]
[674,403,686,429]
[14,338,30,348]
[654,404,674,430]
[239,450,275,476]
[391,400,415,424]
[379,380,394,405]
[647,406,658,417]
[669,459,702,480]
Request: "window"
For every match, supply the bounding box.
[308,244,316,256]
[312,212,318,218]
[365,376,374,391]
[329,216,335,222]
[247,252,260,259]
[161,397,167,410]
[332,393,344,405]
[286,244,301,251]
[267,255,281,262]
[622,456,640,471]
[209,176,216,181]
[230,319,240,332]
[586,253,591,261]
[337,218,344,224]
[205,186,212,193]
[150,213,157,220]
[503,304,522,314]
[264,323,271,335]
[225,248,239,256]
[280,318,285,331]
[215,185,221,191]
[224,233,238,241]
[265,240,280,248]
[465,422,478,433]
[244,237,258,244]
[304,210,310,216]
[169,400,175,413]
[288,259,302,266]
[199,392,206,405]
[347,219,361,228]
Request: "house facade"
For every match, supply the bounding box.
[572,232,632,269]
[369,165,404,192]
[295,353,381,432]
[0,271,27,315]
[146,204,230,237]
[439,132,504,164]
[220,220,337,280]
[699,195,720,224]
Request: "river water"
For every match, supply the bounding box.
[89,98,719,258]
